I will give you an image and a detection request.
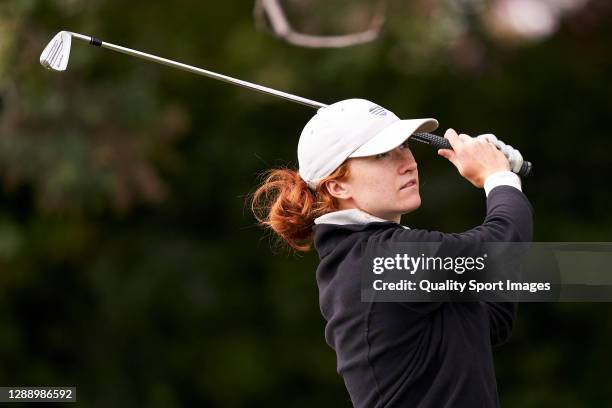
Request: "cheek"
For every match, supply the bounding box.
[352,176,386,205]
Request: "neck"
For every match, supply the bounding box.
[337,201,401,224]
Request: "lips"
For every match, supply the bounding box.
[400,180,417,190]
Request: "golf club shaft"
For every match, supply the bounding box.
[70,32,326,109]
[69,32,532,177]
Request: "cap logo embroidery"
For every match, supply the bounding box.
[368,106,386,116]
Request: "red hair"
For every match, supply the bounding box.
[251,162,351,252]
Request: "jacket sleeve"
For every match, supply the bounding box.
[373,185,533,247]
[378,186,534,322]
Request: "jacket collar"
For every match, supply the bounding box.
[312,209,409,259]
[315,209,409,229]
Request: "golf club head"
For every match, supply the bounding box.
[40,31,72,71]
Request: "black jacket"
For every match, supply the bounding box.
[313,186,533,408]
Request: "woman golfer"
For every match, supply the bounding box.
[252,99,533,407]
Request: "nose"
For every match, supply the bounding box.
[395,146,417,174]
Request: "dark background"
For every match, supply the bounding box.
[1,0,611,406]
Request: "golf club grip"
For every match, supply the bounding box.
[411,132,532,177]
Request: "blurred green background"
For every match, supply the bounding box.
[1,0,611,406]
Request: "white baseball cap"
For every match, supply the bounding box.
[298,98,438,189]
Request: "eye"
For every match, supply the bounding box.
[375,152,389,159]
[399,140,410,149]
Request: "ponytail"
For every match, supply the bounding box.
[251,163,350,252]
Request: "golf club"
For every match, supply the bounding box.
[40,30,532,176]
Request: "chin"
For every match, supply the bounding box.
[402,195,421,213]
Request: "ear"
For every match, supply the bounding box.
[324,179,352,200]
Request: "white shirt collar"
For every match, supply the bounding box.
[314,209,409,229]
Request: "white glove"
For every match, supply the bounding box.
[477,133,524,174]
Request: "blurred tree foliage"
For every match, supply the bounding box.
[0,0,611,406]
